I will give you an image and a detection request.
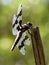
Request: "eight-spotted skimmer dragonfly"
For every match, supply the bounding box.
[11,4,32,55]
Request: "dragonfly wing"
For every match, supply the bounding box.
[24,38,30,46]
[11,31,26,55]
[17,4,22,16]
[17,4,22,27]
[16,32,26,55]
[12,4,22,35]
[20,46,26,55]
[23,31,30,46]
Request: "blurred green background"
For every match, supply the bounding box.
[0,0,49,65]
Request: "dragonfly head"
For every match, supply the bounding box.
[27,22,32,28]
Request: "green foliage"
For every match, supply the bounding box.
[0,0,49,65]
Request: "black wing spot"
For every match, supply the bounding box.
[19,20,22,27]
[17,26,20,31]
[18,43,24,50]
[13,19,18,28]
[18,36,28,50]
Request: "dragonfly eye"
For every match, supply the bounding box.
[27,22,32,28]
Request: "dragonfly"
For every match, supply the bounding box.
[11,4,32,55]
